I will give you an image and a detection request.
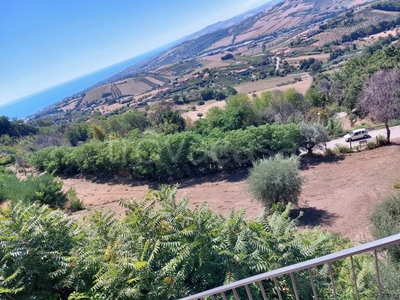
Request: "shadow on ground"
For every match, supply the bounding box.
[300,155,345,171]
[60,168,250,191]
[290,207,339,227]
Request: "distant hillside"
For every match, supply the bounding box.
[106,0,374,82]
[179,0,283,42]
[30,0,380,120]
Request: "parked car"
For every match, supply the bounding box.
[344,128,369,142]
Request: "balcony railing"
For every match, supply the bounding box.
[179,233,400,300]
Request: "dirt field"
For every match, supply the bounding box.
[181,100,226,121]
[197,59,231,69]
[64,142,400,243]
[60,100,78,112]
[284,53,331,63]
[205,36,234,50]
[235,74,312,95]
[116,78,152,95]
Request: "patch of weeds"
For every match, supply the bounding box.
[367,141,376,150]
[324,148,336,157]
[394,183,400,189]
[375,135,388,146]
[66,188,85,212]
[334,144,352,154]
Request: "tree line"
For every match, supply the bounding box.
[341,16,400,42]
[372,1,400,12]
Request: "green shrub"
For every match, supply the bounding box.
[197,100,205,105]
[0,154,14,165]
[0,202,82,299]
[66,188,85,212]
[325,118,343,136]
[370,194,400,261]
[375,134,387,146]
[247,154,302,208]
[380,259,400,300]
[324,148,336,157]
[0,173,67,209]
[30,123,302,182]
[334,144,352,153]
[394,183,400,189]
[367,141,377,150]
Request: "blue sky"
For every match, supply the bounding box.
[0,0,271,107]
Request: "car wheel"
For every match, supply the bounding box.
[364,135,367,138]
[348,138,352,142]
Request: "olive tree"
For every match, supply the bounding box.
[300,122,329,155]
[358,69,400,143]
[247,154,302,209]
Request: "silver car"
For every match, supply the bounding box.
[344,128,368,142]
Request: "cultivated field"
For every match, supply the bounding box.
[197,59,231,69]
[234,73,313,95]
[81,85,108,106]
[284,53,331,64]
[144,76,166,87]
[60,100,78,112]
[205,35,234,50]
[116,78,152,95]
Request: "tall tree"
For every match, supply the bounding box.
[357,69,400,142]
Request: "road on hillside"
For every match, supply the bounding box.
[326,125,400,149]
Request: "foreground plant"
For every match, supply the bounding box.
[0,203,82,299]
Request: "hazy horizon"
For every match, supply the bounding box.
[1,0,273,109]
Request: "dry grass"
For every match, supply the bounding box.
[363,28,399,42]
[285,53,331,64]
[116,78,152,96]
[144,76,165,86]
[234,73,312,95]
[205,35,234,51]
[197,59,231,69]
[81,85,108,106]
[262,74,313,95]
[60,100,78,112]
[181,100,226,121]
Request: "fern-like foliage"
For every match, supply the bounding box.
[0,202,82,299]
[0,186,378,300]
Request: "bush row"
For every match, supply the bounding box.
[30,123,301,182]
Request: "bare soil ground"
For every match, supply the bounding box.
[144,76,166,86]
[116,78,152,95]
[262,74,313,95]
[197,59,231,69]
[60,100,78,112]
[81,85,108,106]
[205,36,234,51]
[181,100,226,121]
[235,74,312,96]
[64,142,400,243]
[284,53,331,63]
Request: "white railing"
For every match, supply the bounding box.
[179,233,400,300]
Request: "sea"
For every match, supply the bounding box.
[0,46,167,119]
